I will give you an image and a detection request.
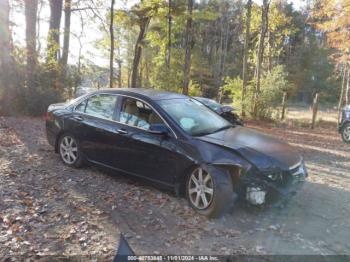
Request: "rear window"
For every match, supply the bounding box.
[79,94,118,120]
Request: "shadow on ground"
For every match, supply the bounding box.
[1,117,349,257]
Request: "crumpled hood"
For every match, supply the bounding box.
[197,126,302,171]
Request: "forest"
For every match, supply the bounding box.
[0,0,349,120]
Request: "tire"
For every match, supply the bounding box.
[186,166,235,218]
[58,133,85,168]
[341,123,350,143]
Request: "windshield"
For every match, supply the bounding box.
[158,98,231,136]
[195,97,222,111]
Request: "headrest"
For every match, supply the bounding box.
[124,100,138,116]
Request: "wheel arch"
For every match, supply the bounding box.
[340,120,350,130]
[55,130,66,153]
[339,120,350,131]
[175,162,243,197]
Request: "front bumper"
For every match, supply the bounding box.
[240,165,307,205]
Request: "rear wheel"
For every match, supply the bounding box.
[58,134,85,167]
[341,123,350,143]
[186,167,234,218]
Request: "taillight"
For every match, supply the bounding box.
[43,112,54,121]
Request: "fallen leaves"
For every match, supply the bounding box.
[1,116,350,258]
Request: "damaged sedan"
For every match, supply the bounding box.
[46,88,307,218]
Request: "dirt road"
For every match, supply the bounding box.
[1,117,350,259]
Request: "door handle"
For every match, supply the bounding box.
[116,128,128,135]
[73,115,84,121]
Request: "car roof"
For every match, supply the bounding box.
[91,88,187,101]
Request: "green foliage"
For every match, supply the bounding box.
[0,60,80,116]
[222,76,244,109]
[20,86,63,116]
[0,0,342,120]
[222,65,292,120]
[257,65,292,119]
[188,81,202,97]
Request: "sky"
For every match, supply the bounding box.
[254,0,305,9]
[10,0,305,68]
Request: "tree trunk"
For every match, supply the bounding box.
[345,67,350,106]
[37,0,43,54]
[253,0,270,117]
[61,0,71,68]
[131,17,150,88]
[76,11,84,76]
[145,59,150,87]
[267,30,273,72]
[25,0,38,89]
[217,14,229,96]
[241,0,252,117]
[183,0,194,95]
[281,91,287,120]
[139,56,144,88]
[109,0,115,88]
[128,67,131,88]
[47,0,63,62]
[337,64,347,125]
[166,0,172,67]
[311,93,319,129]
[0,0,15,88]
[117,59,122,88]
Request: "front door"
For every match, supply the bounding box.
[111,96,179,185]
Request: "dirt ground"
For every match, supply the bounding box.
[1,116,350,259]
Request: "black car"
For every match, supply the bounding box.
[46,88,307,218]
[194,97,243,126]
[339,105,350,143]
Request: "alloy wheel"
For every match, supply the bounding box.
[343,126,350,142]
[188,168,214,210]
[60,136,78,165]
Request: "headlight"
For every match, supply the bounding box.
[267,171,283,181]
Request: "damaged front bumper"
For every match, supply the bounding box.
[240,163,307,205]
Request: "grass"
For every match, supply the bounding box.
[245,105,339,129]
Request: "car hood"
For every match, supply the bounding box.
[197,126,302,171]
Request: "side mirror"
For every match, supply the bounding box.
[149,124,169,135]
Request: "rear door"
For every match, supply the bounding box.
[67,94,123,166]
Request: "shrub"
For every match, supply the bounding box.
[222,76,254,115]
[256,65,293,119]
[21,87,63,116]
[221,65,293,120]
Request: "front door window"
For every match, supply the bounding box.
[119,98,163,130]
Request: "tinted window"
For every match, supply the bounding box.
[84,94,117,120]
[119,97,163,130]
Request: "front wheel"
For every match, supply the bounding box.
[341,123,350,143]
[186,167,235,218]
[58,134,85,167]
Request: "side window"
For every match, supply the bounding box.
[119,98,163,130]
[84,94,118,120]
[75,100,87,113]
